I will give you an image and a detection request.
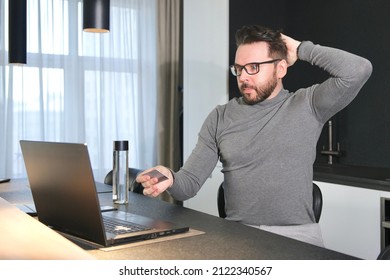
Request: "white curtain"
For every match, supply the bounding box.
[0,0,158,181]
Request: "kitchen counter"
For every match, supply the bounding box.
[313,163,390,192]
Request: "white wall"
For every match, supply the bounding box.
[182,0,229,216]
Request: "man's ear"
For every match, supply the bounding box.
[276,59,288,79]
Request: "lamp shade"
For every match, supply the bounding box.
[83,0,110,33]
[8,0,27,64]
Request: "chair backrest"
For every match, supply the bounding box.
[217,182,323,223]
[104,168,144,194]
[377,245,390,260]
[217,182,226,218]
[312,183,323,223]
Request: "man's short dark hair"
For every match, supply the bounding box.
[235,25,287,60]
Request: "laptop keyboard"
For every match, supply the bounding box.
[103,216,151,235]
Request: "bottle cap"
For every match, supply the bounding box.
[114,140,128,151]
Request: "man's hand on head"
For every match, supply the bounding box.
[281,34,301,67]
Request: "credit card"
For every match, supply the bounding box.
[143,169,169,183]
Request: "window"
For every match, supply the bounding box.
[0,0,158,180]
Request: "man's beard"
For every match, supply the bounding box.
[239,72,278,105]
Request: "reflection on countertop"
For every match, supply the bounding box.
[313,163,390,192]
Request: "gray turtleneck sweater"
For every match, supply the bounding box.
[169,41,372,228]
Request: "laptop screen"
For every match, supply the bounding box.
[20,140,108,245]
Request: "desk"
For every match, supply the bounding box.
[0,179,356,260]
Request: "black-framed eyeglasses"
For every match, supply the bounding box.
[230,59,282,76]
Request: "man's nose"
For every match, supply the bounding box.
[238,70,250,82]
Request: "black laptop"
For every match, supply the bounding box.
[19,140,189,247]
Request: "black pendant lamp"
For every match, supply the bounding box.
[83,0,110,33]
[8,0,27,64]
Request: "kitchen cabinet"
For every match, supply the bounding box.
[316,181,390,259]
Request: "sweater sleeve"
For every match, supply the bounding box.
[298,41,372,124]
[167,108,220,201]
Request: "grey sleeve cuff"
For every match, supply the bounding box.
[296,41,315,61]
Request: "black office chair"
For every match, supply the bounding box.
[377,245,390,260]
[217,182,323,223]
[104,167,144,194]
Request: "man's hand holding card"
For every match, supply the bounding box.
[136,166,173,197]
